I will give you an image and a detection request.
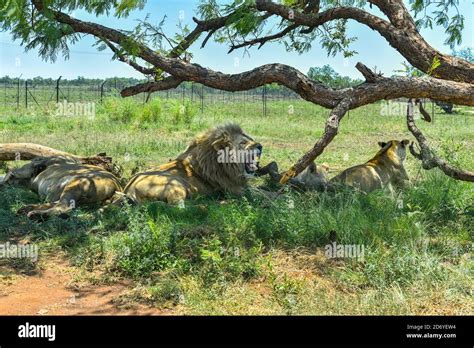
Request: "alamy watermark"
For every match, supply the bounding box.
[325,242,365,261]
[380,100,420,118]
[0,242,38,262]
[56,100,95,118]
[217,147,261,170]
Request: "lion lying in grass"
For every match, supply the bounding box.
[329,139,410,193]
[2,156,122,219]
[124,123,262,204]
[294,161,330,191]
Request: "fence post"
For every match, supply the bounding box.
[100,81,107,103]
[25,80,28,109]
[201,84,204,113]
[17,75,21,110]
[56,76,62,104]
[144,76,150,104]
[262,85,267,117]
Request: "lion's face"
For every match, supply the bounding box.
[187,123,262,192]
[296,161,329,188]
[3,158,46,187]
[229,131,263,177]
[378,139,410,162]
[2,156,78,187]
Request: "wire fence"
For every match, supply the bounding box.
[1,77,459,120]
[1,77,304,116]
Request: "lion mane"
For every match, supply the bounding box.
[124,123,262,204]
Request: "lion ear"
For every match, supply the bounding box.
[378,141,387,148]
[401,139,410,147]
[211,131,232,150]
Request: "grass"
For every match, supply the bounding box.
[0,97,472,315]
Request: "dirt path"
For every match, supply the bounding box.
[0,257,167,315]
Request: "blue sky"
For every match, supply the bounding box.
[0,0,472,79]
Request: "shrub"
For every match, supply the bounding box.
[140,98,162,123]
[168,99,198,125]
[105,207,175,278]
[99,97,140,123]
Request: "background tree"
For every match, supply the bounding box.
[1,0,472,182]
[307,65,362,89]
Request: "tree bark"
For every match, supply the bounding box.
[0,143,118,174]
[255,0,474,83]
[279,98,351,183]
[406,103,474,182]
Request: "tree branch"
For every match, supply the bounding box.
[406,101,474,182]
[0,143,119,175]
[255,0,474,83]
[168,15,232,58]
[228,23,300,53]
[279,98,352,184]
[355,62,383,82]
[27,4,474,108]
[368,0,417,29]
[120,76,183,97]
[103,39,156,76]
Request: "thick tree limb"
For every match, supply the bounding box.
[367,0,417,29]
[0,143,119,175]
[280,98,352,184]
[128,62,472,107]
[255,0,474,83]
[121,76,183,97]
[406,103,474,182]
[30,3,473,107]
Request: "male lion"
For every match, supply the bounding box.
[124,123,262,204]
[330,139,410,193]
[2,156,122,218]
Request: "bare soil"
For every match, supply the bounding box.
[0,257,167,315]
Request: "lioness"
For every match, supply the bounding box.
[2,156,122,218]
[124,123,262,204]
[330,139,410,193]
[294,161,330,191]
